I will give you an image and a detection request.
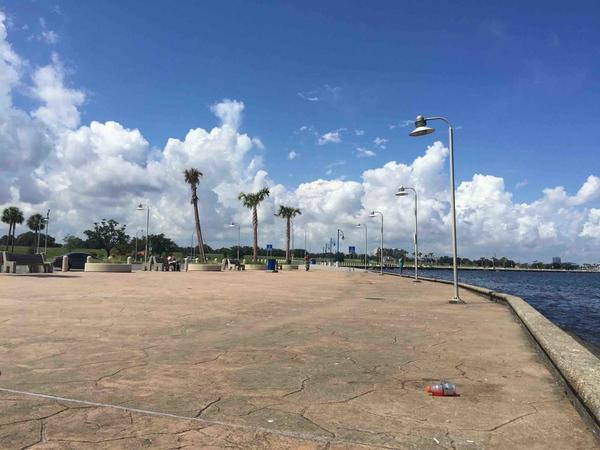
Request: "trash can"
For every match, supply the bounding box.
[267,258,277,271]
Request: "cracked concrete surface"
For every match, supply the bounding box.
[0,270,597,449]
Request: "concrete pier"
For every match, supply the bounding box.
[0,271,597,448]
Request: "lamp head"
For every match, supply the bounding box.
[355,223,362,228]
[409,115,435,137]
[229,222,236,227]
[136,203,144,211]
[395,186,408,197]
[368,211,376,218]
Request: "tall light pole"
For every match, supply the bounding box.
[409,115,462,303]
[396,186,419,282]
[135,229,142,262]
[369,211,383,275]
[136,203,150,265]
[229,222,241,260]
[355,223,368,270]
[43,209,50,256]
[336,229,344,264]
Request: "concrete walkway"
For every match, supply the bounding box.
[0,271,596,449]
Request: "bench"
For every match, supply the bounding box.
[143,256,165,271]
[143,256,180,271]
[1,252,53,273]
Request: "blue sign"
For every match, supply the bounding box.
[266,244,273,250]
[349,246,356,254]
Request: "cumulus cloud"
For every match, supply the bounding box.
[287,151,298,160]
[31,54,85,130]
[2,15,600,262]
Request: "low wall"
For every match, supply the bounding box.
[187,263,221,272]
[84,263,132,273]
[310,264,366,273]
[244,264,266,271]
[387,272,600,431]
[280,264,299,271]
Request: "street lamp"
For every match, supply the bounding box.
[396,186,419,282]
[355,223,368,270]
[409,115,462,303]
[369,211,383,275]
[336,229,345,265]
[136,203,150,265]
[229,222,241,260]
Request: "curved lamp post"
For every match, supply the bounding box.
[369,211,384,275]
[136,203,150,265]
[229,222,241,260]
[409,115,462,303]
[355,223,368,270]
[396,186,419,282]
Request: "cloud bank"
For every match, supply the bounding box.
[2,11,600,262]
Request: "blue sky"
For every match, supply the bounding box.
[6,0,599,196]
[2,0,600,261]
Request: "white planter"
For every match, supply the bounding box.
[244,263,266,271]
[84,263,132,273]
[280,264,299,270]
[187,263,222,272]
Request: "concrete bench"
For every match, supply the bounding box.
[143,256,165,271]
[1,251,53,273]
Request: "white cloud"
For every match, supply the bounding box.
[31,54,85,130]
[210,99,244,129]
[41,30,58,44]
[356,147,376,158]
[354,129,364,136]
[515,179,528,189]
[318,131,341,145]
[2,16,600,262]
[373,137,388,149]
[287,151,298,160]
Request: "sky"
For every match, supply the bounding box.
[1,0,600,262]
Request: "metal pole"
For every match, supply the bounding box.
[412,189,419,282]
[380,215,383,275]
[237,224,240,261]
[44,209,49,255]
[448,126,462,303]
[364,224,368,270]
[135,231,138,263]
[336,230,340,263]
[144,207,149,265]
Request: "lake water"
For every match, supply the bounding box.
[387,268,600,348]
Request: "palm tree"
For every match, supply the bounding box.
[1,207,24,252]
[27,214,45,253]
[238,188,270,262]
[1,208,11,251]
[183,168,206,262]
[275,205,301,263]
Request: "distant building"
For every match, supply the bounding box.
[552,257,561,265]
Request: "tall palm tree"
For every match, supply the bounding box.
[275,205,301,264]
[183,168,206,262]
[1,207,24,252]
[238,188,270,262]
[27,213,45,253]
[1,208,11,251]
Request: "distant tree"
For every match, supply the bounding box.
[183,168,206,262]
[83,219,129,258]
[238,188,270,262]
[147,233,178,256]
[63,234,87,251]
[26,213,45,253]
[275,205,301,263]
[1,207,24,252]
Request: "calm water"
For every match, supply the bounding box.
[388,269,600,348]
